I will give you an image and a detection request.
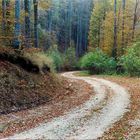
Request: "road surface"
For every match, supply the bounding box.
[4,72,130,140]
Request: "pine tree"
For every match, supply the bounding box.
[33,0,39,48]
[14,0,21,48]
[24,0,31,47]
[121,0,125,54]
[132,0,139,39]
[112,0,117,59]
[5,0,11,36]
[2,0,6,36]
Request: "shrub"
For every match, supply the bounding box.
[80,49,116,74]
[46,45,63,71]
[23,51,55,73]
[62,47,78,70]
[119,42,140,77]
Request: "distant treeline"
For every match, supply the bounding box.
[39,0,93,57]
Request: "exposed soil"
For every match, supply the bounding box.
[0,47,50,74]
[3,72,130,140]
[0,67,93,138]
[1,68,139,139]
[0,60,64,114]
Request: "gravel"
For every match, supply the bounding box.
[3,71,130,140]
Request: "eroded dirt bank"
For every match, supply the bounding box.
[0,60,68,114]
[0,69,93,138]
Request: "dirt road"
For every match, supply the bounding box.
[3,72,130,140]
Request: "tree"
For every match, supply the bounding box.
[2,0,6,36]
[112,0,117,59]
[121,0,125,54]
[24,0,31,47]
[14,0,21,48]
[87,0,140,57]
[33,0,39,48]
[1,0,13,46]
[132,0,139,39]
[39,0,92,56]
[88,0,109,51]
[88,1,101,50]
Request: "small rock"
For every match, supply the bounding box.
[69,83,72,87]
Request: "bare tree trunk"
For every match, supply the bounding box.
[101,5,106,49]
[98,21,101,48]
[2,0,6,36]
[121,0,125,54]
[112,0,117,59]
[33,0,39,48]
[14,0,21,48]
[132,0,139,40]
[4,0,11,36]
[24,0,31,48]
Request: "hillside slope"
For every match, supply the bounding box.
[0,60,70,114]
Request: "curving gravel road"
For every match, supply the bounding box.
[3,72,130,140]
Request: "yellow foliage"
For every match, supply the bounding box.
[39,0,52,10]
[102,11,114,56]
[89,0,139,57]
[23,51,54,72]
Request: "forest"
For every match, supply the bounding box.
[0,0,139,75]
[0,0,140,140]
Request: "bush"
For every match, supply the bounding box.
[119,42,140,77]
[80,49,116,74]
[45,46,78,71]
[62,47,78,70]
[23,51,55,73]
[46,45,63,71]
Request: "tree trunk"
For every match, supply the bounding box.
[121,0,125,54]
[98,21,101,48]
[5,0,11,36]
[132,0,139,40]
[112,0,117,59]
[2,0,6,36]
[14,0,21,48]
[33,0,39,48]
[24,0,31,48]
[101,4,105,49]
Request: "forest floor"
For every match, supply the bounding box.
[2,71,139,140]
[75,72,140,140]
[0,60,74,114]
[96,75,140,140]
[0,64,93,139]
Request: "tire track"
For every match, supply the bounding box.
[3,72,130,140]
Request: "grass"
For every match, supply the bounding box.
[76,70,130,78]
[75,71,91,77]
[23,51,55,72]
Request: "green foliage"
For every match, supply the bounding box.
[46,45,63,71]
[119,42,140,77]
[62,47,78,70]
[45,46,78,71]
[80,49,117,74]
